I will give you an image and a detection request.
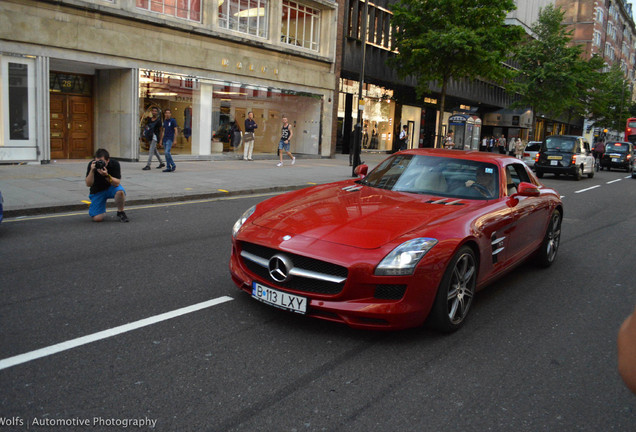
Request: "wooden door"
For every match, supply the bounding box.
[49,94,93,159]
[50,94,67,159]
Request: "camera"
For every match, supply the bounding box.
[94,160,106,170]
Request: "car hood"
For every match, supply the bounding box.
[251,182,477,249]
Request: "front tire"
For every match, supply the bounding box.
[537,209,562,268]
[428,246,477,333]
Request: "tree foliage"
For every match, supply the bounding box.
[510,4,604,129]
[390,0,522,146]
[588,64,632,132]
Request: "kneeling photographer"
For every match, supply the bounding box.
[85,148,129,222]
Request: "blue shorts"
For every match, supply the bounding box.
[88,185,126,217]
[279,140,290,151]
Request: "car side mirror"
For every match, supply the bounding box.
[516,182,540,197]
[354,164,368,178]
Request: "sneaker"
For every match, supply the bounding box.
[292,157,296,165]
[276,162,283,167]
[142,166,151,171]
[117,211,129,222]
[162,168,173,172]
[156,163,165,169]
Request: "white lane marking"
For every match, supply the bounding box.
[0,296,233,371]
[574,185,601,194]
[606,179,622,184]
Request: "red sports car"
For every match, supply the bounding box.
[229,149,563,331]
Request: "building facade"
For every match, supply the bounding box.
[0,0,339,163]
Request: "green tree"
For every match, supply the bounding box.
[390,0,522,147]
[510,4,603,133]
[588,64,632,132]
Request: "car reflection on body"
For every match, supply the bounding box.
[229,149,563,332]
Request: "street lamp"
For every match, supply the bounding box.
[352,0,369,176]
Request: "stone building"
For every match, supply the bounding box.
[0,0,339,163]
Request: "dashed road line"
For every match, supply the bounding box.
[606,179,622,184]
[0,296,233,371]
[574,185,601,194]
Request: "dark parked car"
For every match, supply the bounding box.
[535,135,594,180]
[600,141,634,172]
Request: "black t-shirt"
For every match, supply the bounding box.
[144,117,162,141]
[86,159,121,195]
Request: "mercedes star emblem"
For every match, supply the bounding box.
[268,254,294,283]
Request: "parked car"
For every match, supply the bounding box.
[230,149,563,332]
[534,135,595,180]
[523,141,541,168]
[600,141,633,172]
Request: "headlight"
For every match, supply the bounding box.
[375,238,438,276]
[232,205,256,237]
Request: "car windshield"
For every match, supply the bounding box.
[360,154,500,200]
[545,136,576,152]
[606,143,629,153]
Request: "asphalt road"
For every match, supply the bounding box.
[0,168,635,431]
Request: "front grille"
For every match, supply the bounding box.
[374,284,407,300]
[239,241,348,295]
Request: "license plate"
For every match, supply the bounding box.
[548,156,562,160]
[612,158,619,162]
[550,160,558,166]
[252,282,307,314]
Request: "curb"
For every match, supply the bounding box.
[3,184,312,219]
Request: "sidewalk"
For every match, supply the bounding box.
[0,153,389,218]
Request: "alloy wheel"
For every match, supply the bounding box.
[446,252,476,325]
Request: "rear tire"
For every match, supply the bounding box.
[537,209,562,268]
[427,246,477,333]
[574,165,583,181]
[536,170,544,178]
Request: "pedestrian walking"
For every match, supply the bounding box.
[141,107,165,170]
[277,116,296,167]
[398,125,408,150]
[508,137,516,156]
[244,111,257,161]
[85,148,128,222]
[515,138,525,159]
[444,132,454,149]
[498,134,507,154]
[160,108,178,172]
[481,137,488,152]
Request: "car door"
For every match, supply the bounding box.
[504,163,551,262]
[581,140,594,173]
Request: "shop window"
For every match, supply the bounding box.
[139,70,196,156]
[1,56,36,161]
[282,1,320,52]
[136,0,201,22]
[218,0,269,38]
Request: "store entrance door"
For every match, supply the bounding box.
[50,94,93,159]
